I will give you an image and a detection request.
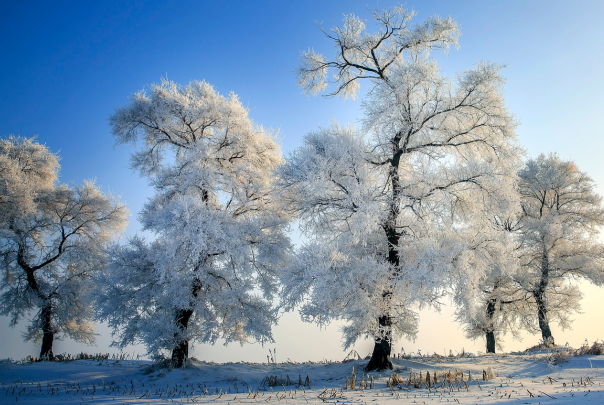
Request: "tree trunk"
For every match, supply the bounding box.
[485,331,496,354]
[39,303,55,360]
[366,315,393,371]
[535,293,554,344]
[367,218,399,371]
[172,308,193,367]
[485,297,496,354]
[366,135,404,372]
[368,155,403,372]
[535,252,554,344]
[19,246,55,360]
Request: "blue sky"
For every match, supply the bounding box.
[1,0,604,361]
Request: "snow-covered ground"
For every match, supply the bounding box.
[1,350,603,404]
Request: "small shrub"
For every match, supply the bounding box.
[548,351,568,364]
[525,338,557,352]
[575,341,604,356]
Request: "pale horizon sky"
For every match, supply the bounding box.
[1,0,603,362]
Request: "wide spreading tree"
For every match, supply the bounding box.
[280,6,520,370]
[516,154,604,344]
[96,79,290,367]
[0,136,128,359]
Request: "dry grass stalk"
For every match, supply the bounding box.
[576,341,604,356]
[344,367,361,390]
[525,338,557,352]
[261,374,310,389]
[386,373,405,388]
[343,350,362,362]
[343,369,374,391]
[388,369,478,391]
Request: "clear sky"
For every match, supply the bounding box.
[1,0,604,361]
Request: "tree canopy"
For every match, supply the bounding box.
[0,136,128,358]
[281,6,520,370]
[516,154,604,344]
[97,80,291,366]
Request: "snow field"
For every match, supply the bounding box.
[1,353,603,404]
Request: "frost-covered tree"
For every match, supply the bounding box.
[452,215,532,354]
[516,154,604,344]
[0,136,128,358]
[281,7,519,370]
[98,80,290,367]
[448,164,528,355]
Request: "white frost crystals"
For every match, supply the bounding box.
[282,6,521,371]
[516,154,604,344]
[0,136,128,359]
[97,79,291,366]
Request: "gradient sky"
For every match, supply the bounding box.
[1,0,604,361]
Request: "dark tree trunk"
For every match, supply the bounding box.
[18,245,56,360]
[535,252,554,344]
[171,278,203,368]
[40,303,55,360]
[367,211,400,371]
[535,293,553,344]
[366,315,393,371]
[172,308,194,368]
[367,143,405,372]
[485,331,496,354]
[171,191,210,367]
[485,298,496,354]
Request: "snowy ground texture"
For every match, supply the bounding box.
[1,349,603,404]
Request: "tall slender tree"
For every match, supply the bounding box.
[0,136,128,358]
[516,154,604,344]
[97,80,290,367]
[282,6,519,370]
